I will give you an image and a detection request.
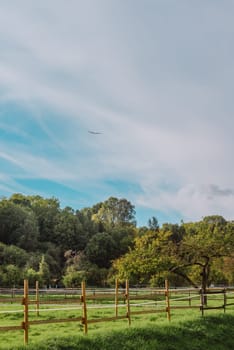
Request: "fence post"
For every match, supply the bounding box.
[223,288,227,313]
[165,279,171,321]
[115,279,119,317]
[11,287,14,303]
[81,281,88,334]
[189,290,191,307]
[36,281,39,316]
[125,280,131,325]
[22,279,29,345]
[200,288,204,316]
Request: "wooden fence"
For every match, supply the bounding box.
[0,280,234,346]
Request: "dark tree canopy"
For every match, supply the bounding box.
[0,194,234,289]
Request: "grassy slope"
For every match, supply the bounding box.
[13,314,234,350]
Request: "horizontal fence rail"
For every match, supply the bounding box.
[0,280,234,346]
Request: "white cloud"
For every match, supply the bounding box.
[139,183,234,222]
[0,1,234,221]
[0,148,72,180]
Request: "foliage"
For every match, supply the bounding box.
[54,207,87,251]
[1,264,22,287]
[114,216,234,289]
[62,250,109,286]
[113,230,172,285]
[0,199,39,250]
[148,216,159,231]
[38,255,51,286]
[62,268,85,287]
[0,193,234,289]
[92,197,136,228]
[85,232,117,268]
[0,243,29,267]
[24,268,40,287]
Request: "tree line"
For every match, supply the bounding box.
[0,193,233,291]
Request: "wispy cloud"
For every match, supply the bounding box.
[137,184,234,222]
[0,1,234,223]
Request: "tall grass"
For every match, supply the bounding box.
[12,314,234,350]
[1,289,233,349]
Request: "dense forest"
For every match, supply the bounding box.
[0,193,234,290]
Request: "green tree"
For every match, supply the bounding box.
[63,250,109,287]
[109,226,136,256]
[38,255,51,286]
[148,216,159,231]
[3,264,22,287]
[173,216,234,293]
[0,243,28,267]
[222,257,234,285]
[24,268,40,287]
[0,200,39,250]
[54,207,87,251]
[85,232,117,268]
[29,196,60,243]
[43,244,63,281]
[92,197,136,228]
[76,207,101,239]
[63,251,90,286]
[113,216,234,293]
[113,230,171,285]
[9,193,31,207]
[62,268,84,288]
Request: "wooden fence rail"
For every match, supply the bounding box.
[0,280,234,346]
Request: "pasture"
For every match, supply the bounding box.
[0,282,234,349]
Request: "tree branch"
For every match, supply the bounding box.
[169,265,199,288]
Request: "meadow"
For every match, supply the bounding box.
[0,286,234,349]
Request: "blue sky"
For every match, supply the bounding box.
[0,1,234,226]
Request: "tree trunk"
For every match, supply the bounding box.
[201,264,209,306]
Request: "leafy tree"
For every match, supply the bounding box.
[113,216,234,293]
[113,230,171,285]
[161,223,185,243]
[0,243,28,267]
[24,252,43,271]
[29,196,60,242]
[0,268,4,286]
[148,216,159,231]
[0,200,39,250]
[3,264,22,287]
[54,207,86,251]
[7,194,62,244]
[9,193,31,207]
[63,251,91,286]
[24,268,40,287]
[16,210,40,250]
[92,197,136,228]
[43,244,63,280]
[38,255,51,286]
[174,216,234,293]
[1,193,234,291]
[109,226,136,256]
[85,266,109,286]
[63,251,109,287]
[62,268,84,288]
[76,207,101,239]
[85,232,117,268]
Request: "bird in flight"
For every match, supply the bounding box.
[88,130,102,134]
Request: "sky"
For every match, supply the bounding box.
[0,0,234,226]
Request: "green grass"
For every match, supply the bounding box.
[8,314,234,350]
[0,291,234,349]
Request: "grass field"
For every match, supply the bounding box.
[0,289,233,349]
